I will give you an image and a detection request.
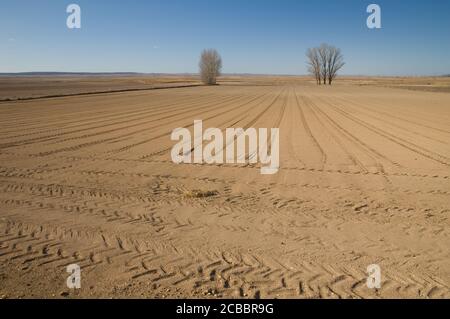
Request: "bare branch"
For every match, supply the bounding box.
[306,47,321,85]
[326,46,345,85]
[306,43,344,86]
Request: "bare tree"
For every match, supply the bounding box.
[199,49,222,85]
[326,46,345,85]
[318,44,329,85]
[306,44,345,85]
[306,48,321,85]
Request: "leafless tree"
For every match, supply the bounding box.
[199,49,222,85]
[326,46,345,85]
[306,48,321,85]
[306,44,345,85]
[318,44,329,85]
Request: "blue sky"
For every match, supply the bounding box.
[1,0,450,75]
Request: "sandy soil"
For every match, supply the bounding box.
[341,76,450,93]
[2,75,449,102]
[0,79,448,299]
[0,76,201,101]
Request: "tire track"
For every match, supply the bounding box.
[0,93,243,149]
[0,91,227,139]
[302,95,369,172]
[329,102,450,166]
[294,91,327,167]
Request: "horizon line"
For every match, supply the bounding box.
[1,71,449,78]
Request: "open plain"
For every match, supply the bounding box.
[0,77,449,298]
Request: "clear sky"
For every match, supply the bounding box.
[1,0,450,75]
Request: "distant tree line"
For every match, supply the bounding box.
[306,44,345,85]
